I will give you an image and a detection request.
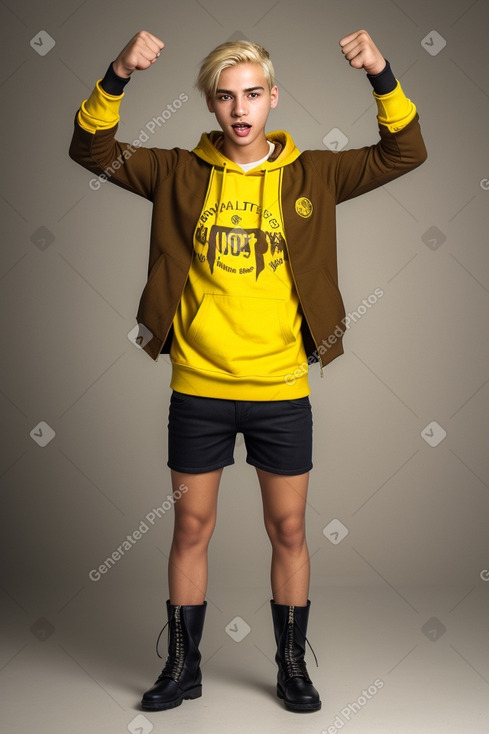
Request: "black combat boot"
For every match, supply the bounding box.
[270,599,321,712]
[141,599,207,711]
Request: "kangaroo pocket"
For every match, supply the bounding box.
[186,293,297,376]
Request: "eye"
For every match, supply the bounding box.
[248,92,259,99]
[217,94,231,101]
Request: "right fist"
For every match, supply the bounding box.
[112,30,164,78]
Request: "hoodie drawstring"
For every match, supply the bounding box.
[216,162,227,225]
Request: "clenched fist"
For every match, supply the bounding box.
[339,30,386,76]
[112,30,165,78]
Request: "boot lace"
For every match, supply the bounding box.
[154,606,185,681]
[284,608,319,680]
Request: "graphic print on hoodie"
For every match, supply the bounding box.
[169,130,310,400]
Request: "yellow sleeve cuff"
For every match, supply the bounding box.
[76,79,124,134]
[374,80,417,133]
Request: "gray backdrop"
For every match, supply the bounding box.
[1,0,488,731]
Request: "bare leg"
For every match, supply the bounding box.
[168,468,222,605]
[257,468,310,606]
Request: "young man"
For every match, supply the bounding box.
[69,30,426,714]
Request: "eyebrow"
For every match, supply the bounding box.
[216,86,265,94]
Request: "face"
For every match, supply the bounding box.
[206,62,279,163]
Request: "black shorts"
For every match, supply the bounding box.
[167,391,313,476]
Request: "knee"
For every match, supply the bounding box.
[267,515,305,551]
[173,512,214,550]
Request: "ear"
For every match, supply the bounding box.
[206,94,215,114]
[270,85,279,109]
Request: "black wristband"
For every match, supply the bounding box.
[100,61,131,95]
[366,59,397,95]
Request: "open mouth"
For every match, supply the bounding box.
[232,123,251,137]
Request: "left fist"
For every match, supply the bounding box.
[339,30,385,75]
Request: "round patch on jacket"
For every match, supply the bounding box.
[295,197,313,218]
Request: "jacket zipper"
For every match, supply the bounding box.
[276,170,324,379]
[154,264,192,362]
[155,164,218,361]
[288,267,324,378]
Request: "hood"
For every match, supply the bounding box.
[192,129,301,172]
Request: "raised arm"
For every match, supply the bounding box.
[68,31,174,201]
[312,29,427,204]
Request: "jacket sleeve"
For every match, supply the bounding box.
[312,80,427,204]
[68,76,174,201]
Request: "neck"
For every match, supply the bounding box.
[221,136,270,165]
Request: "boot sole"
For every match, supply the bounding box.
[277,685,321,712]
[141,685,202,711]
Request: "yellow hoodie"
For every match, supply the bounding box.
[169,130,309,400]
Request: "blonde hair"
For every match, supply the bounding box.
[196,40,275,98]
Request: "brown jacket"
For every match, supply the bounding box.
[69,114,427,370]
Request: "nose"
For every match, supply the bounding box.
[232,96,247,118]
